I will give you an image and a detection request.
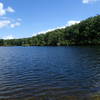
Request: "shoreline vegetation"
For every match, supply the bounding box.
[0,15,100,46]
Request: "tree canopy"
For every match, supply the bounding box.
[1,15,100,46]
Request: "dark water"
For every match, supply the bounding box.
[0,46,100,100]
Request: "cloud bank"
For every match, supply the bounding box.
[0,2,15,16]
[67,20,80,26]
[10,22,21,28]
[82,0,99,4]
[3,35,15,40]
[0,18,21,28]
[0,2,21,29]
[0,20,10,28]
[33,20,80,36]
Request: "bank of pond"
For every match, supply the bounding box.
[0,15,100,46]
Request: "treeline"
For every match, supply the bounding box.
[0,15,100,46]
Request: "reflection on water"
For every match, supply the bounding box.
[0,46,100,100]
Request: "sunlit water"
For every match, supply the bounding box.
[0,46,100,100]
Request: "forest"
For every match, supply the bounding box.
[0,15,100,46]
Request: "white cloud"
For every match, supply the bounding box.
[0,19,21,28]
[34,26,65,36]
[32,20,80,36]
[82,0,98,3]
[0,3,6,16]
[6,7,15,13]
[3,35,15,40]
[10,22,21,28]
[0,20,11,28]
[0,17,22,28]
[17,18,22,21]
[67,20,80,26]
[0,2,15,16]
[32,28,58,36]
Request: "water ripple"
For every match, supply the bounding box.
[0,46,100,100]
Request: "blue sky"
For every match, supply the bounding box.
[0,0,100,39]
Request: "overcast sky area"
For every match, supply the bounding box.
[0,0,100,39]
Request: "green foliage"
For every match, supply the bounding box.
[0,39,4,46]
[1,15,100,46]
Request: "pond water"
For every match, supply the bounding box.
[0,46,100,100]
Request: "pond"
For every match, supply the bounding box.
[0,46,100,100]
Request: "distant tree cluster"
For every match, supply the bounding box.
[0,15,100,46]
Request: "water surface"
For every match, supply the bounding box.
[0,46,100,100]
